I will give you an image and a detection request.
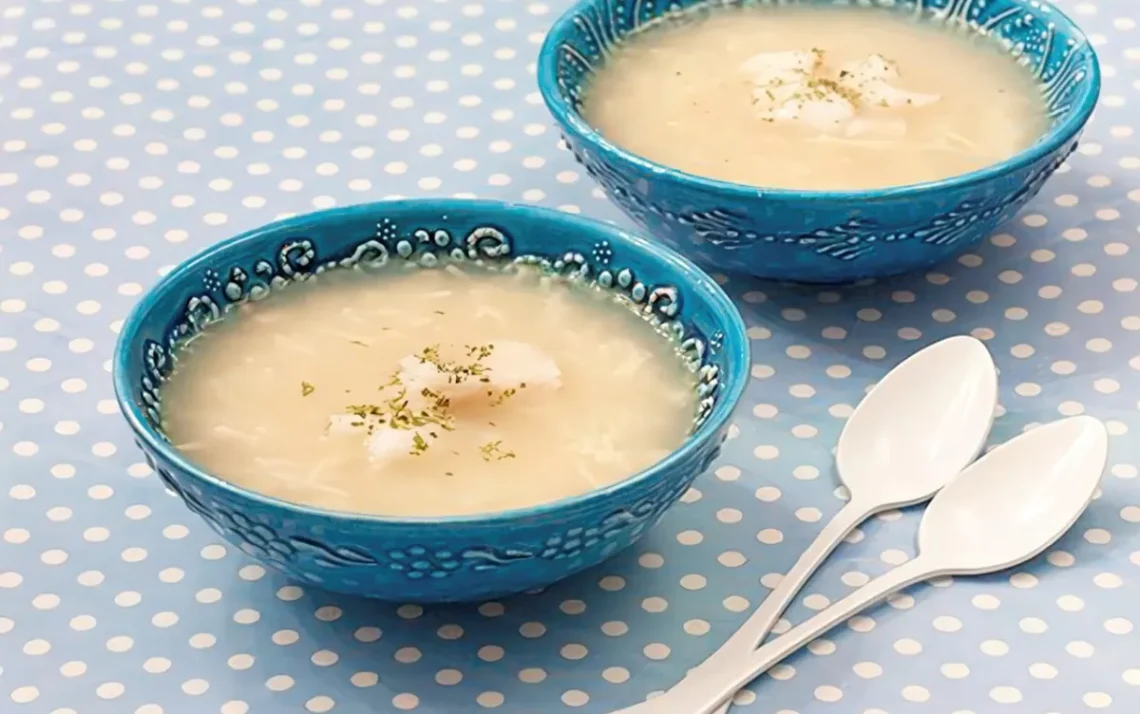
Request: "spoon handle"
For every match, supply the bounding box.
[703,500,871,714]
[609,557,935,714]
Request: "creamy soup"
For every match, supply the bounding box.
[161,264,698,517]
[583,5,1049,190]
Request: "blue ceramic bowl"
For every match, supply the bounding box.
[538,0,1100,284]
[113,199,749,603]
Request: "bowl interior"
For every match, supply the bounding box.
[540,0,1100,196]
[114,199,750,523]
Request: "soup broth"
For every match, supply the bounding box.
[583,4,1049,190]
[161,264,699,517]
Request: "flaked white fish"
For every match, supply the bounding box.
[327,340,562,464]
[739,49,817,88]
[764,93,855,130]
[741,50,938,134]
[741,50,855,131]
[367,427,419,464]
[837,54,940,109]
[395,339,562,399]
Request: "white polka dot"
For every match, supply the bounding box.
[902,685,931,702]
[881,549,909,565]
[351,672,379,687]
[1067,638,1094,656]
[266,675,294,691]
[106,636,134,653]
[1086,528,1112,544]
[601,615,629,634]
[1105,617,1133,635]
[196,588,222,603]
[990,686,1023,703]
[311,649,338,666]
[643,643,670,660]
[814,685,843,702]
[121,547,147,562]
[755,486,782,502]
[1084,692,1112,709]
[683,619,710,635]
[853,661,883,678]
[10,687,39,704]
[96,682,125,699]
[189,633,216,649]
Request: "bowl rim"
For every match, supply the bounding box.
[537,0,1102,202]
[113,198,752,527]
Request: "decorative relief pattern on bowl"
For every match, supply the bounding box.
[136,215,729,588]
[569,141,1075,262]
[148,440,720,584]
[544,0,1098,281]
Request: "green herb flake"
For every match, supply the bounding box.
[346,404,384,419]
[479,440,516,462]
[415,343,495,385]
[490,388,516,406]
[301,382,316,397]
[410,432,430,456]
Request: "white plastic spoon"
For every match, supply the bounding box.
[612,415,1109,714]
[680,335,999,714]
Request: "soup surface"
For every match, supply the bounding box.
[583,5,1049,190]
[161,264,698,517]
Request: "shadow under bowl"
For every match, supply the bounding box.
[113,199,750,603]
[538,0,1100,284]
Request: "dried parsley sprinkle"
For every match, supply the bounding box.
[410,432,429,456]
[490,381,527,407]
[415,343,495,385]
[479,440,516,462]
[336,344,535,459]
[807,77,860,105]
[466,344,494,360]
[301,382,315,397]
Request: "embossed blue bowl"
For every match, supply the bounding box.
[113,199,749,603]
[538,0,1100,283]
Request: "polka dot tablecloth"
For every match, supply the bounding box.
[1,1,1138,713]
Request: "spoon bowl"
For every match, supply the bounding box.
[837,334,998,507]
[918,415,1109,573]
